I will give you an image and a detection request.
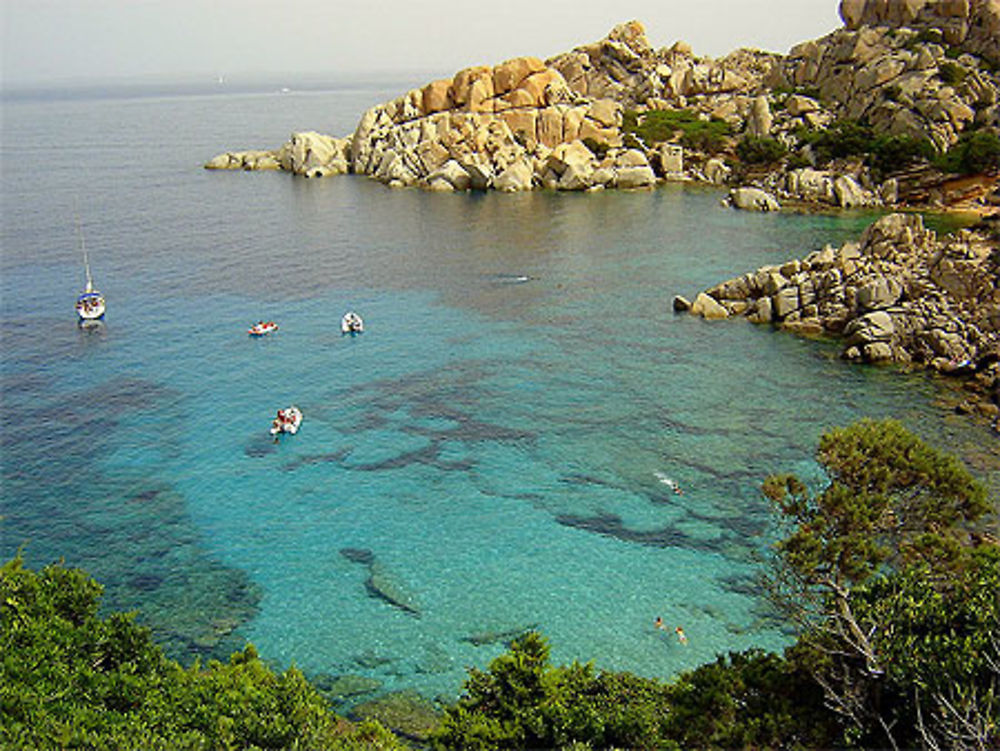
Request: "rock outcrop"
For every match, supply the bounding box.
[688,212,1000,422]
[205,9,999,209]
[840,0,1000,65]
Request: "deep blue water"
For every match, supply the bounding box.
[2,80,995,706]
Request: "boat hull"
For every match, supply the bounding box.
[341,312,363,334]
[270,406,303,436]
[248,322,278,336]
[76,291,106,321]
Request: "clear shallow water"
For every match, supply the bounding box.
[2,82,995,705]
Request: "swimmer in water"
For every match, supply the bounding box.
[655,616,666,630]
[675,626,688,645]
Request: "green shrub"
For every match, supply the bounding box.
[434,632,675,750]
[905,28,944,50]
[663,650,839,749]
[0,555,406,750]
[937,130,1000,174]
[622,132,643,150]
[737,136,787,164]
[795,119,876,164]
[786,152,812,170]
[868,134,935,174]
[681,121,731,154]
[622,108,731,152]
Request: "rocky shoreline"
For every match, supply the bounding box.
[680,211,1000,430]
[204,0,1000,430]
[206,0,999,213]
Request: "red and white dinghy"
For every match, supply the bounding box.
[270,406,303,436]
[248,320,278,336]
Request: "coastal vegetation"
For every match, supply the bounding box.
[5,420,995,749]
[0,554,406,750]
[621,108,731,154]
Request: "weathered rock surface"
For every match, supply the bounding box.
[689,213,1000,419]
[840,0,1000,65]
[727,186,781,211]
[205,10,999,209]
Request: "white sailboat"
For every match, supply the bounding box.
[75,221,105,323]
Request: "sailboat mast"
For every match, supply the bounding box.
[76,215,94,293]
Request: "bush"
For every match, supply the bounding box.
[814,119,875,161]
[937,130,1000,174]
[622,108,731,152]
[737,136,788,164]
[434,632,675,750]
[905,28,943,50]
[0,555,406,750]
[868,134,935,174]
[663,650,839,749]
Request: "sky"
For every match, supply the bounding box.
[1,0,842,88]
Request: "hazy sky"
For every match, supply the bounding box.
[2,0,842,87]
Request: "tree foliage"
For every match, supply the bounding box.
[764,418,997,749]
[660,650,839,749]
[795,120,935,173]
[434,632,677,750]
[434,634,841,750]
[0,554,405,750]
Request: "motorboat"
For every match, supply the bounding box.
[75,222,105,323]
[270,406,303,436]
[248,321,278,336]
[341,311,364,335]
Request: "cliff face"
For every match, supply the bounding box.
[206,3,999,205]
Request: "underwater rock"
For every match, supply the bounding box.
[351,690,442,743]
[366,561,421,616]
[461,623,541,647]
[311,673,382,703]
[243,436,277,458]
[340,548,420,616]
[354,649,396,669]
[414,643,455,674]
[339,547,376,565]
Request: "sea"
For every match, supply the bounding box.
[2,76,996,707]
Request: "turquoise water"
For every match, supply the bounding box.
[2,82,994,705]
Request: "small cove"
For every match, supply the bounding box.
[2,82,996,706]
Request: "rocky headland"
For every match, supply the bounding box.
[681,212,1000,428]
[206,0,1000,211]
[205,0,1000,429]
